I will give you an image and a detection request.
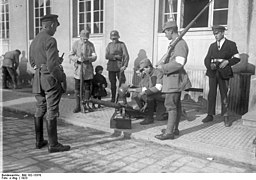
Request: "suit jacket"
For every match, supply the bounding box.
[204,38,240,78]
[29,30,65,93]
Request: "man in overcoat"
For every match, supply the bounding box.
[202,25,240,127]
[69,29,97,113]
[29,14,70,153]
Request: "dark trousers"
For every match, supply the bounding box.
[2,66,17,87]
[207,72,229,116]
[108,71,126,99]
[74,78,92,100]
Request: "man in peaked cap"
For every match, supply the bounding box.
[29,13,70,153]
[202,25,240,127]
[41,14,60,26]
[105,30,129,103]
[133,58,167,125]
[69,29,97,113]
[155,21,192,140]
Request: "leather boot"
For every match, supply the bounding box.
[202,114,213,123]
[34,117,48,149]
[140,99,154,125]
[84,90,93,112]
[46,118,70,153]
[224,116,232,127]
[73,91,81,113]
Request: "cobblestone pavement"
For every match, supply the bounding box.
[2,110,256,173]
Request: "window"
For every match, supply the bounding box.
[29,0,51,39]
[0,0,9,39]
[158,0,229,32]
[73,0,104,37]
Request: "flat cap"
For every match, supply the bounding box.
[80,29,90,38]
[41,14,60,26]
[212,25,226,33]
[162,21,177,32]
[139,58,152,70]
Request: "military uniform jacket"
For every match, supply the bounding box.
[139,68,163,95]
[2,50,20,69]
[69,40,97,80]
[29,30,65,93]
[204,38,240,78]
[105,41,129,72]
[161,39,192,93]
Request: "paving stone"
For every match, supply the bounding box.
[43,167,66,173]
[138,157,157,165]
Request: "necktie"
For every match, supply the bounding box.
[217,41,220,50]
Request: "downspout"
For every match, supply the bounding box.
[152,0,156,64]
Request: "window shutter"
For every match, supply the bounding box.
[29,0,34,40]
[73,0,78,37]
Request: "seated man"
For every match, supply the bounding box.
[132,58,167,125]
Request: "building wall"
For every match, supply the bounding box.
[9,0,28,58]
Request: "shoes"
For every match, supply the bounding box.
[155,133,175,140]
[202,115,213,123]
[224,116,232,127]
[161,128,179,136]
[48,143,71,153]
[140,118,154,125]
[73,107,81,113]
[36,140,48,149]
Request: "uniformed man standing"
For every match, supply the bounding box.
[105,30,129,102]
[155,21,192,140]
[29,14,70,153]
[2,49,21,89]
[202,25,240,127]
[69,29,97,113]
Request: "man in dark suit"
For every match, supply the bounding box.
[202,25,240,127]
[29,14,70,153]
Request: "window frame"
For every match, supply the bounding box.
[77,0,104,36]
[159,0,229,32]
[0,0,9,40]
[33,0,51,37]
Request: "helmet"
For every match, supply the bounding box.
[110,30,120,40]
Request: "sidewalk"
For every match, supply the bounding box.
[1,88,256,167]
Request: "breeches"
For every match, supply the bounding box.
[35,78,62,121]
[207,73,229,116]
[164,92,181,111]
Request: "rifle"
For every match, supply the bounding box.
[157,0,213,66]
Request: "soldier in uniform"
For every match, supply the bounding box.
[105,30,129,102]
[69,29,97,113]
[2,49,21,89]
[155,21,192,140]
[202,25,240,127]
[29,14,70,153]
[133,58,167,125]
